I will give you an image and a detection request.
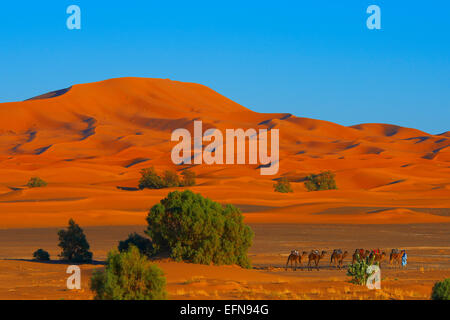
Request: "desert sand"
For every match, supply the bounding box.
[0,77,449,299]
[0,224,449,300]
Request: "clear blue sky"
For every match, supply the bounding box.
[0,1,448,134]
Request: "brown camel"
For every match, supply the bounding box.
[285,250,307,271]
[369,250,386,266]
[352,249,370,264]
[389,249,404,268]
[307,250,327,271]
[330,249,348,269]
[298,251,309,269]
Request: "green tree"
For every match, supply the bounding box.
[145,190,254,268]
[180,169,196,186]
[57,219,93,263]
[33,249,50,261]
[431,278,450,300]
[304,171,337,191]
[118,233,154,257]
[90,246,167,300]
[27,177,47,188]
[273,177,293,193]
[138,167,165,189]
[162,170,180,187]
[346,254,377,285]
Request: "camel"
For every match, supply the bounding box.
[297,251,309,269]
[285,250,308,271]
[369,250,386,266]
[330,249,348,269]
[352,249,370,264]
[307,250,327,271]
[389,249,404,268]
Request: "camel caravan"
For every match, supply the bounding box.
[285,248,407,271]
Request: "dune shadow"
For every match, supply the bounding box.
[404,136,430,144]
[367,208,394,214]
[26,87,72,101]
[35,145,52,155]
[124,158,150,168]
[2,258,106,266]
[0,197,86,204]
[280,113,293,120]
[7,186,25,191]
[385,179,406,186]
[233,204,278,213]
[116,186,140,191]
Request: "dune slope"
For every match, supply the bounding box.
[0,77,449,227]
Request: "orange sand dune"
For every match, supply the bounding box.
[0,77,449,228]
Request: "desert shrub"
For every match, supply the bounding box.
[139,167,194,189]
[118,233,154,257]
[145,190,254,268]
[431,278,450,300]
[57,219,93,263]
[27,177,47,188]
[138,167,166,189]
[347,255,377,285]
[33,249,50,261]
[180,169,196,186]
[304,171,337,191]
[273,177,293,193]
[162,170,181,187]
[90,246,167,300]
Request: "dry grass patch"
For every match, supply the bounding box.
[271,278,289,284]
[182,276,205,285]
[326,287,337,294]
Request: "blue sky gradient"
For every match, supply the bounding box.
[0,1,448,134]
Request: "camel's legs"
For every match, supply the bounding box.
[285,256,293,271]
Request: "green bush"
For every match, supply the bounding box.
[138,167,166,189]
[431,278,450,300]
[347,255,377,285]
[304,171,337,191]
[57,219,93,263]
[145,190,254,268]
[162,170,180,187]
[27,177,47,188]
[138,167,196,189]
[180,169,196,186]
[118,233,154,257]
[33,249,50,261]
[274,177,293,193]
[90,246,167,300]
